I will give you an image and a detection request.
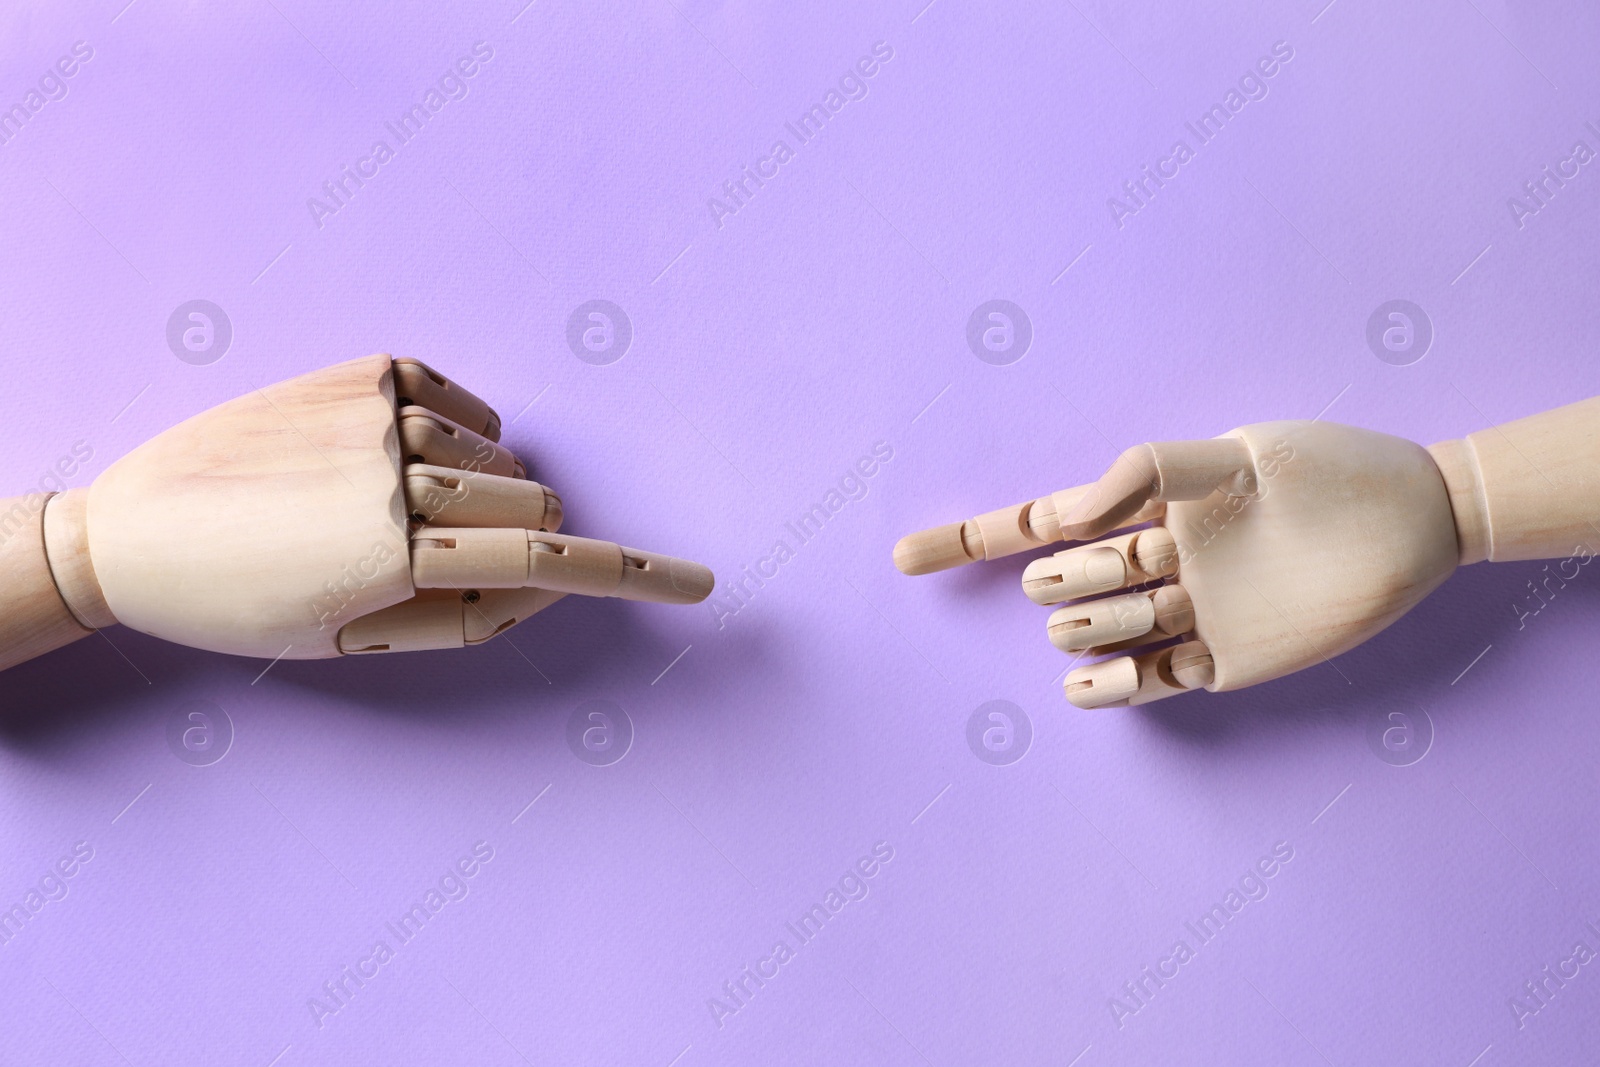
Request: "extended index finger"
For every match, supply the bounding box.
[410,527,715,605]
[892,484,1163,576]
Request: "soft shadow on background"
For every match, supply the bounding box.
[0,592,775,749]
[5,557,1584,752]
[895,528,1596,748]
[1138,557,1600,744]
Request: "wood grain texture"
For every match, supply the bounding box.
[42,487,115,629]
[1170,421,1460,692]
[0,493,92,672]
[1431,394,1600,563]
[85,354,413,659]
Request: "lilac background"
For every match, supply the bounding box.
[4,0,1600,1063]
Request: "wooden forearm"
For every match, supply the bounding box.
[0,492,95,672]
[1429,395,1600,565]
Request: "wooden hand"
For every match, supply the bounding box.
[0,355,713,672]
[895,397,1600,708]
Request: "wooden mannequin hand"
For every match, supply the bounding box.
[894,397,1600,707]
[0,355,713,673]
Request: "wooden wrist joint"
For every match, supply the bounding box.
[0,489,112,673]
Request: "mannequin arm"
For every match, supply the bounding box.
[1428,395,1600,565]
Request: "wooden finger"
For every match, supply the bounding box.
[1077,586,1196,656]
[1021,527,1178,606]
[392,358,503,441]
[1063,640,1214,708]
[892,483,1164,576]
[1059,439,1256,542]
[337,587,569,653]
[403,463,562,532]
[398,410,524,478]
[462,588,568,643]
[1046,583,1194,652]
[338,590,465,653]
[409,527,714,604]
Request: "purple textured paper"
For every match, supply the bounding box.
[4,1,1600,1063]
